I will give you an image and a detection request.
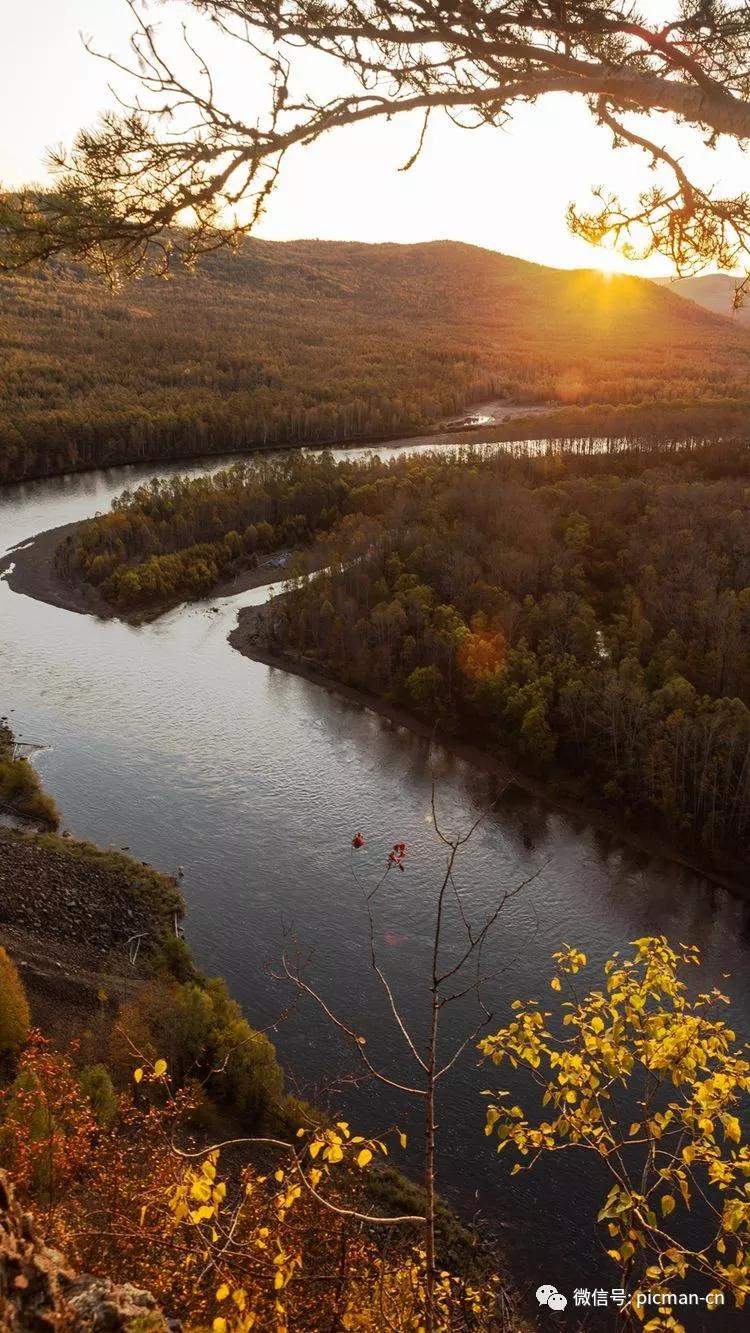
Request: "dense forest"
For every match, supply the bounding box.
[456,395,750,453]
[2,238,749,485]
[62,441,750,861]
[54,454,362,607]
[268,445,750,861]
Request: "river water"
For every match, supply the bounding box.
[1,445,749,1326]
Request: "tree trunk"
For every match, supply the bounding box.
[424,994,439,1333]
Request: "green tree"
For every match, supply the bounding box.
[0,947,31,1058]
[406,665,446,719]
[79,1064,118,1128]
[114,975,284,1126]
[519,701,556,768]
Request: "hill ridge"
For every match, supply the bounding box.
[652,270,750,324]
[1,237,747,484]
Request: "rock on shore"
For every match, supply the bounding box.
[0,828,180,961]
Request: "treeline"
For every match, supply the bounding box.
[2,237,749,483]
[475,395,750,452]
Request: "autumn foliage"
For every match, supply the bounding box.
[1,934,748,1330]
[0,1035,504,1330]
[482,937,750,1322]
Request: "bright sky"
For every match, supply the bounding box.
[2,0,748,275]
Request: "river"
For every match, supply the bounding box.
[1,444,749,1327]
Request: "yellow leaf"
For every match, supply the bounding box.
[213,1321,228,1333]
[399,1132,407,1149]
[661,1195,676,1217]
[216,1285,230,1303]
[154,1059,167,1078]
[723,1114,741,1144]
[550,976,561,992]
[133,1068,144,1084]
[274,1170,284,1183]
[357,1149,373,1168]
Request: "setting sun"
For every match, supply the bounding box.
[590,247,628,277]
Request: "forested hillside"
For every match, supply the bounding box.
[2,239,748,484]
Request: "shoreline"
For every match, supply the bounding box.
[0,822,184,1039]
[0,399,551,491]
[0,518,300,623]
[229,602,750,903]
